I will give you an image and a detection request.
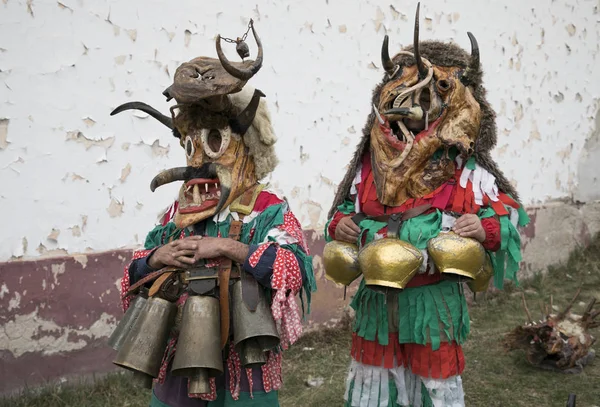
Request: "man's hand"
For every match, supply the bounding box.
[335,216,360,244]
[188,236,224,261]
[453,214,486,242]
[147,238,201,269]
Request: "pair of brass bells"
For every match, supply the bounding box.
[323,231,493,292]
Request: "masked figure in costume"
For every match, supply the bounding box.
[107,20,316,407]
[323,5,529,406]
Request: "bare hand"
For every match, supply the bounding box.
[453,214,486,242]
[147,237,201,269]
[335,216,360,244]
[188,236,225,262]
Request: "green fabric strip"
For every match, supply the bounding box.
[465,156,477,170]
[352,281,470,350]
[398,210,442,250]
[150,389,279,407]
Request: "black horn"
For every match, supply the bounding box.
[111,102,173,130]
[150,165,215,192]
[460,32,480,86]
[216,19,263,81]
[381,35,397,77]
[413,3,428,79]
[229,89,265,136]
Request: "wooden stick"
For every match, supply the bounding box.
[522,292,533,324]
[558,286,582,320]
[539,301,546,319]
[584,298,597,315]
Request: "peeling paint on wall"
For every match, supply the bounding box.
[0,0,599,262]
[0,119,9,149]
[0,310,116,358]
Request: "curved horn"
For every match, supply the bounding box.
[150,166,215,192]
[216,20,263,81]
[413,3,428,79]
[111,102,173,130]
[381,35,396,76]
[229,89,265,136]
[461,32,480,86]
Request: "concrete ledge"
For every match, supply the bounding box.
[1,200,599,394]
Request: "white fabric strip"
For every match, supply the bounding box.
[421,376,465,407]
[344,360,466,407]
[352,162,363,214]
[458,162,501,205]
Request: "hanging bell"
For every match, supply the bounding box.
[427,231,485,281]
[113,297,177,384]
[236,38,250,59]
[171,295,223,394]
[231,279,280,368]
[108,289,149,351]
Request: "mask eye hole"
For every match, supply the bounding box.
[201,128,231,159]
[437,79,451,92]
[207,130,222,154]
[184,136,195,159]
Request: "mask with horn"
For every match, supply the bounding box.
[111,20,277,228]
[369,2,488,207]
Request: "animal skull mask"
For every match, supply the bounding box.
[371,3,482,207]
[111,20,277,229]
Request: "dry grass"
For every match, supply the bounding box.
[3,235,600,407]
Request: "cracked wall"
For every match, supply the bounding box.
[0,0,599,261]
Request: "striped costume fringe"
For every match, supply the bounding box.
[344,360,465,407]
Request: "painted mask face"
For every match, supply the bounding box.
[111,20,274,229]
[370,4,482,207]
[164,94,263,228]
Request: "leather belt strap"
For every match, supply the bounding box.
[149,271,174,297]
[219,219,243,349]
[123,266,178,300]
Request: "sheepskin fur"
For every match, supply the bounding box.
[327,39,518,218]
[229,86,279,180]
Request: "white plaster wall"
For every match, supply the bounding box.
[0,0,598,261]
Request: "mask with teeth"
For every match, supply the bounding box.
[111,20,278,229]
[370,3,483,207]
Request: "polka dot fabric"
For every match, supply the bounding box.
[120,249,153,312]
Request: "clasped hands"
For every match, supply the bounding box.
[147,236,225,270]
[334,213,486,244]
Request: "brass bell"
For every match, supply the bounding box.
[468,254,494,293]
[113,297,177,383]
[231,280,279,368]
[427,231,485,280]
[358,238,423,291]
[323,241,361,286]
[171,295,223,393]
[108,290,148,351]
[239,338,267,368]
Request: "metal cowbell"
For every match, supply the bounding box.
[171,295,223,394]
[108,291,148,351]
[231,279,279,368]
[113,296,176,384]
